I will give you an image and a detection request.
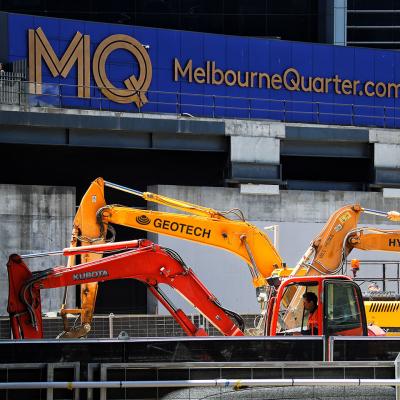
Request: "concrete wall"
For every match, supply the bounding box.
[0,184,75,315]
[148,185,400,315]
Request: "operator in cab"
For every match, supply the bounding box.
[301,292,318,335]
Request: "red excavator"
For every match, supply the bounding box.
[7,239,244,339]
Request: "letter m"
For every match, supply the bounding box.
[29,27,90,98]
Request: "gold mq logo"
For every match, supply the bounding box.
[29,28,152,108]
[92,34,152,108]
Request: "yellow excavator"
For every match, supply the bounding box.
[60,177,400,338]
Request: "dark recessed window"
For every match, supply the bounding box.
[0,0,320,42]
[347,1,400,49]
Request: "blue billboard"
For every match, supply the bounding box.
[3,12,400,128]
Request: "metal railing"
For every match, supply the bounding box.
[0,314,256,339]
[346,260,400,295]
[1,78,400,128]
[0,359,396,400]
[0,73,25,105]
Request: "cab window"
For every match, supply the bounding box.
[276,283,318,335]
[324,281,365,336]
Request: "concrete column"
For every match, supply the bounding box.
[0,184,75,315]
[370,129,400,188]
[320,0,347,45]
[226,120,284,184]
[374,143,400,168]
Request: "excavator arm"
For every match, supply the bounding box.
[291,204,400,277]
[347,228,400,252]
[56,178,107,337]
[7,239,244,339]
[62,178,283,338]
[281,204,400,331]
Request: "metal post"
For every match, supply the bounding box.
[46,364,54,400]
[199,314,204,330]
[109,313,115,339]
[383,264,386,292]
[264,225,279,250]
[397,262,399,294]
[87,364,97,400]
[384,106,386,128]
[283,100,286,122]
[212,95,216,118]
[396,352,400,400]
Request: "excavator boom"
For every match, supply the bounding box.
[65,177,283,337]
[99,205,282,286]
[61,177,107,336]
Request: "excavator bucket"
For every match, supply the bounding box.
[7,254,43,339]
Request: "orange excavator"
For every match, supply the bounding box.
[7,239,245,339]
[276,204,400,334]
[58,178,400,338]
[57,177,284,338]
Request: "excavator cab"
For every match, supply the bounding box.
[268,275,369,337]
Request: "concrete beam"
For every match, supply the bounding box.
[374,143,400,168]
[0,105,225,136]
[240,184,280,195]
[225,120,285,138]
[370,129,400,145]
[383,188,400,198]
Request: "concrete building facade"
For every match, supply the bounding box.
[1,103,400,316]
